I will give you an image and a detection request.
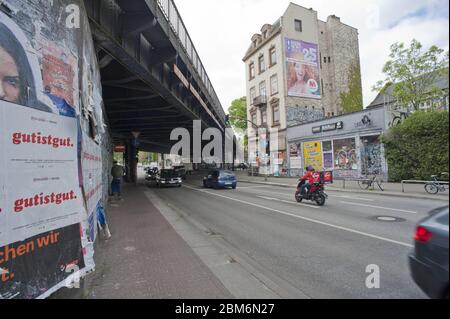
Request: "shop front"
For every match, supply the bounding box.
[287,106,388,180]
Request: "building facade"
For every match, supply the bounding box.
[287,106,389,180]
[243,3,362,175]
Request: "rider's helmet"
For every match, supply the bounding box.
[306,165,315,172]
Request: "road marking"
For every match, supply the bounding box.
[183,185,413,248]
[339,201,417,214]
[240,187,375,202]
[329,195,374,202]
[257,195,320,209]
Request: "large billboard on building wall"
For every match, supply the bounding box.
[0,6,102,298]
[285,38,321,99]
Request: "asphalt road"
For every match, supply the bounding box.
[146,171,448,299]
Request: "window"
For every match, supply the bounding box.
[332,112,335,116]
[321,79,324,95]
[323,56,327,63]
[262,109,267,124]
[262,31,267,38]
[270,74,278,95]
[273,106,280,124]
[320,52,322,69]
[269,47,277,66]
[251,112,257,126]
[259,81,266,99]
[258,55,265,73]
[250,87,256,105]
[295,19,302,32]
[328,57,331,63]
[249,62,255,79]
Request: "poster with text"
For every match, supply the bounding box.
[0,223,85,299]
[303,141,323,171]
[285,38,321,99]
[0,100,84,247]
[81,136,103,242]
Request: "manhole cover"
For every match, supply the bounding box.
[370,216,406,222]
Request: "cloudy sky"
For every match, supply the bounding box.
[174,0,449,112]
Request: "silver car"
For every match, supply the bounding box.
[409,206,449,299]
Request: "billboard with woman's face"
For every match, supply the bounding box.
[285,38,321,99]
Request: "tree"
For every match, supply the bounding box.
[228,97,248,130]
[228,97,248,148]
[381,111,449,181]
[340,63,363,113]
[373,39,449,110]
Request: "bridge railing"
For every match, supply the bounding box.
[156,0,225,123]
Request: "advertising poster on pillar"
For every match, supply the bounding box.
[0,101,84,246]
[303,141,323,171]
[285,38,321,99]
[81,136,103,242]
[0,223,85,299]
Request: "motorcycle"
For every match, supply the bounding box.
[295,180,328,206]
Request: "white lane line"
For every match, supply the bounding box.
[339,201,417,214]
[183,185,413,248]
[329,195,374,202]
[240,187,375,202]
[257,196,320,209]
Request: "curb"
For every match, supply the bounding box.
[238,179,449,202]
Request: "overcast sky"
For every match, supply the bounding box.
[174,0,449,112]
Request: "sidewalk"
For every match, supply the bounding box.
[81,182,232,299]
[235,171,449,201]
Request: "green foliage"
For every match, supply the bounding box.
[373,39,449,110]
[228,97,248,131]
[381,111,449,181]
[340,64,363,114]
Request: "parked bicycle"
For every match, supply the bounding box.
[424,173,449,194]
[358,171,384,191]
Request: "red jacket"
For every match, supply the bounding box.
[300,171,315,184]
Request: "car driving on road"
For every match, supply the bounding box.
[409,205,449,299]
[156,169,182,188]
[203,170,237,189]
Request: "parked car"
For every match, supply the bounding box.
[203,170,237,189]
[409,205,449,299]
[156,169,182,187]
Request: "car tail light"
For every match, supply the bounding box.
[414,226,432,242]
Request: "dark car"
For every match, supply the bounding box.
[409,205,449,299]
[203,170,237,189]
[173,165,187,180]
[145,167,158,181]
[156,169,182,187]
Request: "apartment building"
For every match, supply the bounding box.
[243,3,362,175]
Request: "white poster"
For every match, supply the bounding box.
[0,100,84,246]
[81,136,103,242]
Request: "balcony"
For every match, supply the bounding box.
[253,95,267,107]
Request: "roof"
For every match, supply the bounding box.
[369,69,449,108]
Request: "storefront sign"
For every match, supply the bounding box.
[312,121,343,133]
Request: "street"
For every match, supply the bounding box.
[147,170,448,299]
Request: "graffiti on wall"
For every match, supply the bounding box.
[287,106,325,127]
[361,136,382,175]
[333,138,357,170]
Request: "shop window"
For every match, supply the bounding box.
[333,138,357,170]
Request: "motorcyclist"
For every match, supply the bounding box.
[299,165,315,196]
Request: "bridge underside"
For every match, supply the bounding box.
[84,0,226,154]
